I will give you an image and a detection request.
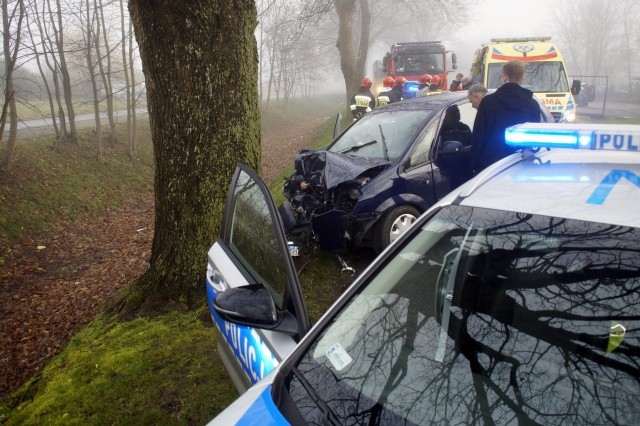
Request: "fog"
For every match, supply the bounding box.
[451,0,556,75]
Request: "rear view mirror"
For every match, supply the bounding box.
[571,80,581,95]
[451,52,457,70]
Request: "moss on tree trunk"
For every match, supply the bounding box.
[118,0,261,317]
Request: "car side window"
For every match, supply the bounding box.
[437,102,476,153]
[407,121,438,168]
[224,169,287,308]
[458,102,477,132]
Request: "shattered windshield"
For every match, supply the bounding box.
[328,110,431,163]
[282,205,640,425]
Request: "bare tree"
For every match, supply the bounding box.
[552,0,621,77]
[115,0,261,314]
[0,0,25,172]
[80,0,102,160]
[51,0,78,143]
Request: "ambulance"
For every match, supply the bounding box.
[469,37,580,123]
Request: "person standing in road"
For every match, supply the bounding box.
[460,76,471,90]
[449,73,463,91]
[350,77,376,120]
[377,76,395,107]
[467,83,488,109]
[470,60,541,174]
[389,76,406,103]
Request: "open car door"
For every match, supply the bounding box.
[205,164,310,393]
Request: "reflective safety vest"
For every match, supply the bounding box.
[350,94,373,119]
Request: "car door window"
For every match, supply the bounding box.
[407,121,438,168]
[437,102,476,151]
[223,168,288,308]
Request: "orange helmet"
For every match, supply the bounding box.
[360,77,373,88]
[431,75,442,86]
[382,76,395,88]
[394,76,407,86]
[419,74,432,85]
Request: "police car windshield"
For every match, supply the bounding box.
[328,110,430,162]
[488,61,570,92]
[281,204,640,424]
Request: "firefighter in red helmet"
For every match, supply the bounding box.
[377,76,395,107]
[416,74,432,97]
[429,75,443,93]
[350,77,376,120]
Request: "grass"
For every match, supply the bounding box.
[0,95,349,424]
[0,312,237,425]
[0,126,155,256]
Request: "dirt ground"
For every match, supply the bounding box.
[0,115,330,400]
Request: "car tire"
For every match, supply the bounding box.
[374,205,420,253]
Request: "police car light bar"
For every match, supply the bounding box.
[505,123,640,152]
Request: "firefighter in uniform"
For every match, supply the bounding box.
[416,74,432,97]
[350,77,376,120]
[377,76,395,107]
[389,76,407,103]
[428,75,444,94]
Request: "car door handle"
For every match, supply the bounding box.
[208,269,228,292]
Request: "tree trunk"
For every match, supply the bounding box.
[334,0,356,100]
[54,0,78,142]
[1,0,24,172]
[128,18,137,156]
[119,0,261,316]
[85,0,103,162]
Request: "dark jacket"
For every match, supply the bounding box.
[449,79,461,91]
[389,85,403,103]
[470,83,541,172]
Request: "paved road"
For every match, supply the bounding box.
[13,108,148,138]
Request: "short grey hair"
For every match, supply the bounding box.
[468,83,488,96]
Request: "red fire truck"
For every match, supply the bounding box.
[381,41,457,98]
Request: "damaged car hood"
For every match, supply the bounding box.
[292,149,391,192]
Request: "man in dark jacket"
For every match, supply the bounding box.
[470,60,541,174]
[389,76,406,103]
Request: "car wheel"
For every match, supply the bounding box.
[374,205,420,253]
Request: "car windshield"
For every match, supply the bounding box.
[282,204,640,425]
[488,61,569,92]
[395,52,444,75]
[328,110,430,162]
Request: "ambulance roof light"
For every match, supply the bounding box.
[505,123,640,152]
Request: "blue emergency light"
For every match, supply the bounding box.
[505,123,640,152]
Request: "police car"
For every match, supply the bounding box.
[206,123,640,424]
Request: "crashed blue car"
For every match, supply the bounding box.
[280,91,552,252]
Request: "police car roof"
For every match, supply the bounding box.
[458,123,640,228]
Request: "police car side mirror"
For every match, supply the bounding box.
[213,284,300,335]
[571,80,581,95]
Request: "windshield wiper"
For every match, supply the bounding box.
[379,124,389,161]
[291,367,341,425]
[339,139,377,154]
